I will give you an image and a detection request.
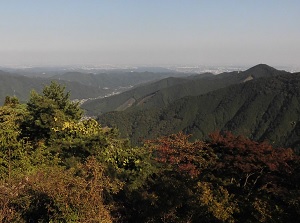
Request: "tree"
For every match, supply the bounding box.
[22,81,82,141]
[3,96,19,107]
[0,157,118,223]
[42,82,82,121]
[146,132,215,177]
[209,131,296,193]
[0,101,30,181]
[209,131,300,222]
[0,83,157,222]
[139,133,238,223]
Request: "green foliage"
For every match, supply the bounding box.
[23,81,82,141]
[0,102,31,180]
[0,82,157,221]
[42,82,82,121]
[3,96,20,107]
[0,83,119,222]
[197,182,238,223]
[49,118,156,191]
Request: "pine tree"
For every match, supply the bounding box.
[22,81,82,141]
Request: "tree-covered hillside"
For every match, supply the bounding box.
[82,76,192,115]
[83,64,289,116]
[99,72,300,150]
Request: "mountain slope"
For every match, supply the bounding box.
[83,64,288,115]
[82,76,193,115]
[0,71,108,103]
[99,72,300,150]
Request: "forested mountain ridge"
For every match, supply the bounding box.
[99,71,300,150]
[0,70,189,105]
[50,71,190,89]
[83,64,290,116]
[0,71,110,103]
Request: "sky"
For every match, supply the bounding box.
[0,0,300,67]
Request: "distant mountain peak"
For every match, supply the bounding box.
[246,64,277,72]
[242,64,288,79]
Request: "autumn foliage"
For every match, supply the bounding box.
[142,131,300,222]
[146,132,215,177]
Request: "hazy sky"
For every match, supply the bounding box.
[1,0,300,67]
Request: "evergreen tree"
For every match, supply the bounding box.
[22,81,82,141]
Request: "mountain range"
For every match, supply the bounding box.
[0,70,109,103]
[0,70,187,104]
[1,64,299,150]
[82,64,289,116]
[96,64,300,151]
